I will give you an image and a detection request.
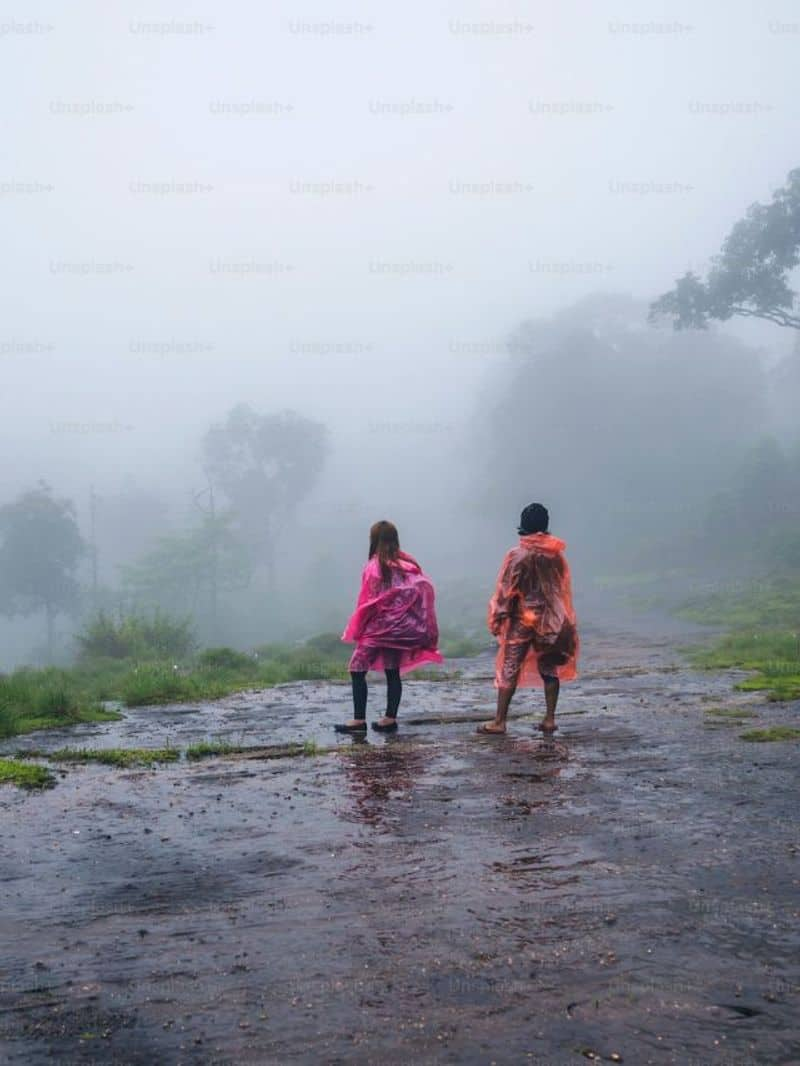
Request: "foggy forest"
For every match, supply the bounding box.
[1,3,798,1064]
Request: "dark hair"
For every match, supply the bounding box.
[368,520,401,586]
[368,521,421,585]
[518,502,549,535]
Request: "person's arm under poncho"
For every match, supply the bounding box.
[342,563,383,643]
[487,551,517,636]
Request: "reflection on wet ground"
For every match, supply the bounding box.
[0,623,798,1063]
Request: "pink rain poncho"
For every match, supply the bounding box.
[488,532,579,689]
[342,552,443,674]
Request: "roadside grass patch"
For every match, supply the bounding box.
[119,665,218,707]
[408,668,462,681]
[739,726,800,743]
[703,706,756,726]
[0,669,120,740]
[252,639,349,683]
[0,757,55,790]
[703,707,755,718]
[690,629,800,701]
[678,578,800,630]
[0,625,481,739]
[186,740,241,760]
[187,739,330,761]
[735,670,800,701]
[18,747,181,767]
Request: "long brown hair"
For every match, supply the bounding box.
[368,520,420,586]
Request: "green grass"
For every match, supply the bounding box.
[118,665,223,707]
[185,740,240,760]
[77,611,195,661]
[680,579,800,699]
[0,757,55,790]
[0,669,121,740]
[438,631,487,658]
[17,747,181,767]
[739,726,800,743]
[692,630,800,670]
[703,706,756,719]
[691,631,800,701]
[682,576,800,701]
[678,577,800,631]
[703,706,757,728]
[252,637,350,683]
[412,669,462,681]
[0,625,484,739]
[186,739,331,761]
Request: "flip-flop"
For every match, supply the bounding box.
[476,723,506,735]
[371,720,398,733]
[334,722,367,734]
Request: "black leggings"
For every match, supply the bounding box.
[351,669,402,721]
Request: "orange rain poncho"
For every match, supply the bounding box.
[488,532,579,689]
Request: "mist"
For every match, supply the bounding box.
[2,0,799,664]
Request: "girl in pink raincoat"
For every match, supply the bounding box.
[336,521,443,734]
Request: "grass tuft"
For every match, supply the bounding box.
[690,628,800,702]
[185,740,239,761]
[0,757,55,790]
[27,747,181,767]
[738,726,800,743]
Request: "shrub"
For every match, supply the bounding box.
[196,647,257,673]
[119,665,201,706]
[304,632,350,660]
[77,612,196,662]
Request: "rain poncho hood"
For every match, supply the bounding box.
[342,552,443,674]
[488,532,579,688]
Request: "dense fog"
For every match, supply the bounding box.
[2,1,799,665]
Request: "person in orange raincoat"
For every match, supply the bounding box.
[478,503,578,736]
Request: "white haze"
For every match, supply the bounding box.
[1,0,799,659]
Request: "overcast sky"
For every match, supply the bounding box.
[2,0,799,505]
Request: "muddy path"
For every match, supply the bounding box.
[1,622,798,1065]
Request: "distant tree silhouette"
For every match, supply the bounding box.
[202,405,328,593]
[650,168,800,331]
[0,482,85,660]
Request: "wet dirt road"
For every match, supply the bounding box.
[1,623,798,1065]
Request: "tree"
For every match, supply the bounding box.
[649,168,800,331]
[474,293,768,571]
[202,405,328,591]
[121,513,252,634]
[0,483,85,661]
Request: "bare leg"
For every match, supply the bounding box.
[540,674,559,732]
[478,684,516,734]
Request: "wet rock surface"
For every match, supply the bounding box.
[1,622,798,1064]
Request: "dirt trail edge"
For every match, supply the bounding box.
[1,623,798,1065]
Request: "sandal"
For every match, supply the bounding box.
[371,720,398,733]
[334,722,367,734]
